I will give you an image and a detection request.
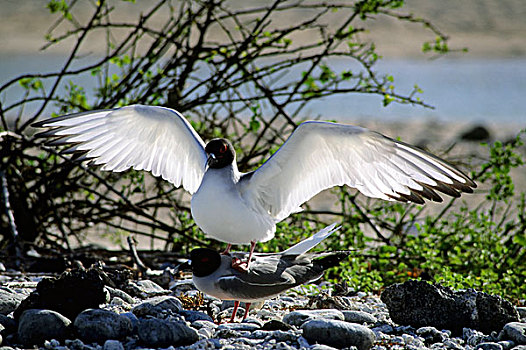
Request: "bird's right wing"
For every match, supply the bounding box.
[241,121,476,221]
[32,105,207,194]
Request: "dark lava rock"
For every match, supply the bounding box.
[416,326,448,344]
[381,280,519,335]
[459,125,491,141]
[103,339,124,350]
[137,318,198,347]
[179,310,213,323]
[120,312,139,333]
[64,338,88,349]
[301,319,375,350]
[0,315,16,336]
[262,319,294,331]
[0,289,26,316]
[17,309,71,345]
[14,268,108,321]
[74,309,132,344]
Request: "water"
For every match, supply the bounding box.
[1,54,525,125]
[306,58,526,124]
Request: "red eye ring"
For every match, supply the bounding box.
[219,144,227,153]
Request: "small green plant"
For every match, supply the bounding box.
[321,131,526,301]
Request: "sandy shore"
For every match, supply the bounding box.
[1,0,525,58]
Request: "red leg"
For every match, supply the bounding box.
[231,240,256,272]
[242,302,251,321]
[229,300,240,323]
[246,241,256,267]
[221,243,232,255]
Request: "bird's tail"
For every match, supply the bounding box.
[314,251,351,270]
[282,223,340,256]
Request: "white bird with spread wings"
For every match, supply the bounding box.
[33,104,476,269]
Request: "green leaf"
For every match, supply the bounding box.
[47,0,66,13]
[422,42,431,53]
[249,119,261,133]
[319,64,335,83]
[512,232,526,246]
[18,77,43,91]
[383,94,394,106]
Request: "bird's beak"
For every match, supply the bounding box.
[178,259,191,271]
[206,153,216,166]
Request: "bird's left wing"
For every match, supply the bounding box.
[32,105,207,194]
[241,121,476,221]
[216,274,295,301]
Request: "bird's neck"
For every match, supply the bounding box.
[205,163,241,183]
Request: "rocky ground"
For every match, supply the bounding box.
[0,264,525,350]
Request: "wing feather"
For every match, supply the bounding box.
[242,121,475,221]
[33,104,207,194]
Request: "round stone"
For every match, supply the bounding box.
[301,319,375,350]
[131,296,182,318]
[103,339,125,350]
[283,309,345,327]
[17,309,71,345]
[74,309,132,343]
[342,310,377,324]
[501,322,526,345]
[0,289,25,316]
[137,318,199,347]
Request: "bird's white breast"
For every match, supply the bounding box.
[192,275,233,301]
[190,166,275,245]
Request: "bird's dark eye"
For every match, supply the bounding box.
[219,144,227,153]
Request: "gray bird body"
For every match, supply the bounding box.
[190,223,346,303]
[192,250,348,303]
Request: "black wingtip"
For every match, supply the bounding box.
[34,128,65,138]
[45,136,75,146]
[70,152,95,163]
[396,191,425,205]
[31,120,48,128]
[31,114,76,129]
